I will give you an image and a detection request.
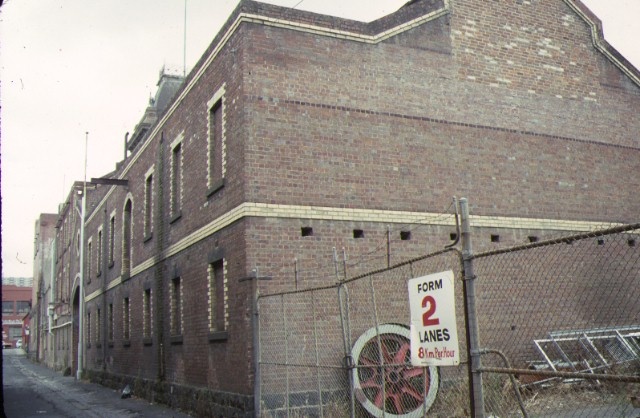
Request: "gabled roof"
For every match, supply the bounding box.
[566,0,640,87]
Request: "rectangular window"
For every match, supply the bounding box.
[87,240,92,282]
[209,100,222,182]
[144,173,153,237]
[63,266,68,302]
[109,215,115,266]
[123,297,130,341]
[143,289,152,339]
[2,301,14,315]
[87,312,91,345]
[208,259,227,332]
[108,303,114,342]
[97,229,103,276]
[16,301,30,314]
[122,200,132,275]
[9,326,22,339]
[171,277,182,335]
[171,142,182,217]
[207,86,226,193]
[96,308,101,344]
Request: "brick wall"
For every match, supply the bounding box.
[243,10,639,220]
[72,0,639,415]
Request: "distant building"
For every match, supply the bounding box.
[3,277,33,287]
[36,184,84,372]
[29,213,58,362]
[2,284,32,348]
[28,70,185,373]
[33,0,639,416]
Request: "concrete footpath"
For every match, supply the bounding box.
[2,348,193,418]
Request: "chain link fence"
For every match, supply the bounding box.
[257,248,467,417]
[473,223,640,418]
[256,213,639,417]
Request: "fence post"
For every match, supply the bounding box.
[460,198,485,417]
[334,248,356,418]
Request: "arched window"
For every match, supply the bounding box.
[122,199,132,276]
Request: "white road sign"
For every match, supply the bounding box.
[408,270,460,366]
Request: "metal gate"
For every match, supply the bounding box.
[256,248,467,417]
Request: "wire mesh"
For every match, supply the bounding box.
[257,222,639,417]
[258,287,351,417]
[473,224,640,418]
[257,250,469,417]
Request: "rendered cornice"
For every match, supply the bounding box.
[85,202,623,302]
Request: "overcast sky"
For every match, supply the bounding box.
[1,0,638,278]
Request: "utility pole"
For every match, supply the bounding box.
[183,0,187,77]
[77,132,88,380]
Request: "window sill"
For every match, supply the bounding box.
[208,331,228,342]
[143,233,153,243]
[206,178,225,198]
[170,335,183,345]
[123,340,131,347]
[108,261,114,269]
[170,211,182,224]
[96,271,102,278]
[143,337,153,346]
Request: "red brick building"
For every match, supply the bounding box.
[36,0,639,415]
[2,281,32,348]
[29,213,58,363]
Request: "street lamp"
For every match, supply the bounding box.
[73,132,128,380]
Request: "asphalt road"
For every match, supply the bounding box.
[2,349,192,418]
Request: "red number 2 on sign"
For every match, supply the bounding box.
[422,295,440,326]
